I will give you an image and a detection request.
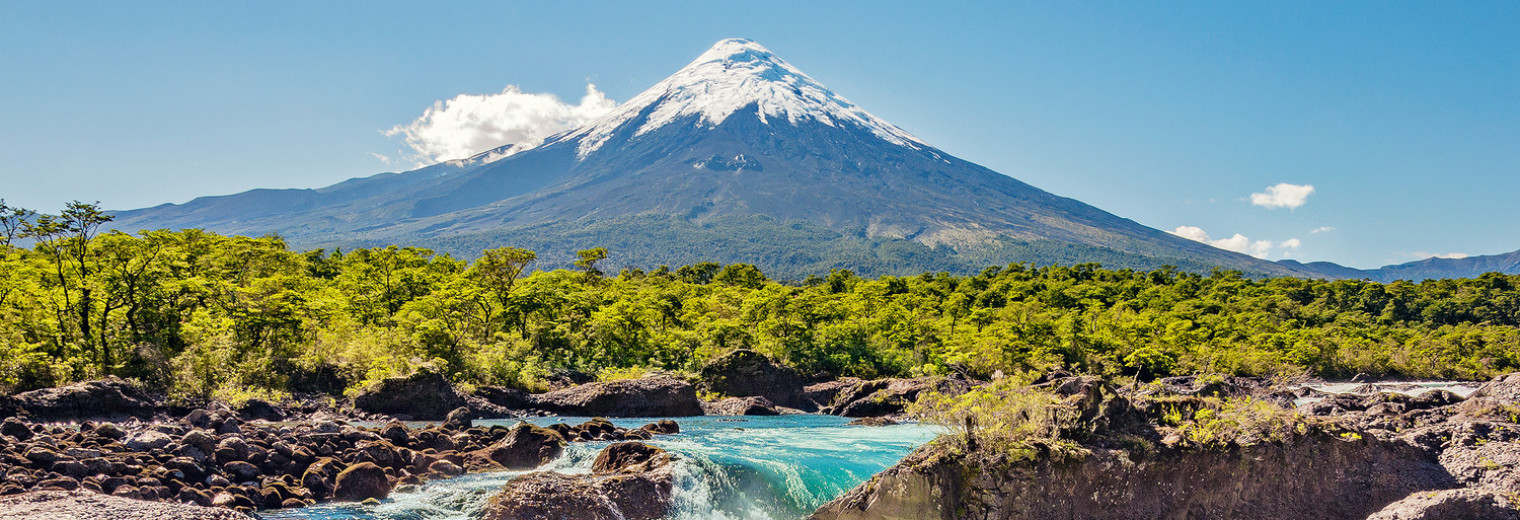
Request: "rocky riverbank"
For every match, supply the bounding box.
[0,404,678,516]
[811,372,1520,520]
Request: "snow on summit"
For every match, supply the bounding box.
[562,38,927,158]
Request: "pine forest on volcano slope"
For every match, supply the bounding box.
[109,39,1315,280]
[1,224,1517,400]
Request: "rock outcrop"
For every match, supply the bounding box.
[813,431,1453,520]
[823,377,974,417]
[703,396,783,416]
[1365,488,1519,520]
[0,378,161,422]
[533,376,703,417]
[483,442,676,520]
[812,372,1520,520]
[468,423,565,471]
[698,349,808,408]
[352,368,467,420]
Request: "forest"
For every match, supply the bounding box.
[2,201,1518,402]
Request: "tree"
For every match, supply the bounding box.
[575,247,608,281]
[23,201,113,363]
[0,200,34,247]
[713,263,768,289]
[470,247,537,304]
[676,262,721,285]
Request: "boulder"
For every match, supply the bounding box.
[802,378,864,411]
[235,398,286,422]
[1471,372,1520,404]
[332,461,392,502]
[475,386,536,411]
[2,377,159,422]
[698,349,808,408]
[0,418,32,441]
[533,376,703,417]
[472,423,565,470]
[222,460,262,483]
[444,406,474,430]
[1441,439,1520,490]
[1365,488,1519,520]
[827,377,973,417]
[591,442,671,474]
[639,420,680,435]
[126,431,174,451]
[483,442,675,520]
[703,396,781,416]
[847,417,898,426]
[92,422,126,440]
[352,367,466,420]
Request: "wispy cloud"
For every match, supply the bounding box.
[1171,225,1300,259]
[369,152,392,165]
[1249,183,1315,209]
[1310,226,1335,234]
[386,84,617,165]
[1412,251,1470,260]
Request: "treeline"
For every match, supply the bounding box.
[1,201,1518,401]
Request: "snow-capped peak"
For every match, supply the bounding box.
[560,38,927,158]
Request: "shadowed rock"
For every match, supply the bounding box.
[533,376,703,417]
[699,349,808,408]
[483,442,675,520]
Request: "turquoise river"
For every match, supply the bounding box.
[260,415,939,520]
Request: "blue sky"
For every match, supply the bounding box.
[1,1,1516,269]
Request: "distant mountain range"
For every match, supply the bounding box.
[1281,249,1520,282]
[109,39,1517,282]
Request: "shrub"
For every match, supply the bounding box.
[910,379,1085,458]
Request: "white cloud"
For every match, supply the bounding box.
[369,152,392,164]
[1249,183,1315,209]
[386,84,617,164]
[1170,226,1300,259]
[1413,251,1470,260]
[1171,225,1210,242]
[1310,226,1335,234]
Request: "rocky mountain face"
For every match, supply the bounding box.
[113,39,1340,279]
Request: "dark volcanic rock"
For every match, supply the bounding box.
[444,407,474,430]
[484,442,675,520]
[235,399,286,422]
[0,418,33,441]
[352,368,465,420]
[333,462,392,502]
[0,489,255,519]
[698,349,808,408]
[1471,372,1520,403]
[811,430,1455,520]
[533,376,703,417]
[1365,488,1519,520]
[827,377,973,418]
[470,423,565,471]
[2,378,159,422]
[703,396,782,416]
[591,442,669,474]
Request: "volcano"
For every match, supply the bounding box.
[112,39,1320,278]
